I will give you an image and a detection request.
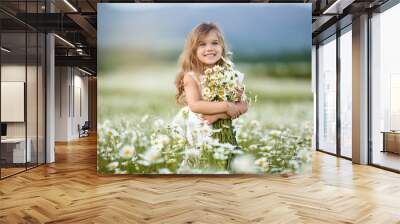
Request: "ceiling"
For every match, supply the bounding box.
[0,0,393,75]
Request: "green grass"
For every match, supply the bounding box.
[98,62,313,125]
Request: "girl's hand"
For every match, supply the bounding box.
[201,112,231,124]
[235,101,248,114]
[227,102,241,119]
[200,114,219,125]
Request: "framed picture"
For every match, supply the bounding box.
[97,3,312,175]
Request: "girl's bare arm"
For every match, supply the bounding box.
[201,102,248,124]
[184,74,241,116]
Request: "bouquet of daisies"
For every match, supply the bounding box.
[201,59,247,155]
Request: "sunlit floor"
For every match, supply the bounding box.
[372,150,400,171]
[0,167,25,178]
[0,162,43,179]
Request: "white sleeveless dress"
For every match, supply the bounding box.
[172,72,214,146]
[172,71,244,146]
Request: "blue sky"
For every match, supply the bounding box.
[98,3,311,55]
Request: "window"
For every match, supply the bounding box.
[370,3,400,171]
[339,27,352,158]
[317,35,337,154]
[0,1,46,179]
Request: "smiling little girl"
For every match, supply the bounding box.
[174,22,248,154]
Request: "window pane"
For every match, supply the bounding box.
[38,32,45,165]
[340,28,352,158]
[1,31,27,178]
[318,36,337,154]
[27,31,38,169]
[371,3,400,171]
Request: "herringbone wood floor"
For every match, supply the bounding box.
[1,135,400,224]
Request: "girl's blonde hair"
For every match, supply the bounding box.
[175,22,229,105]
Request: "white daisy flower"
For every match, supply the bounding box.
[153,119,165,129]
[184,147,201,159]
[255,157,269,170]
[156,134,170,146]
[231,154,258,174]
[138,147,164,166]
[119,145,135,159]
[107,161,119,171]
[114,168,127,174]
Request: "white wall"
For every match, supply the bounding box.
[1,64,46,163]
[1,65,26,142]
[1,65,40,137]
[1,65,26,130]
[55,66,69,141]
[55,67,89,141]
[73,73,89,137]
